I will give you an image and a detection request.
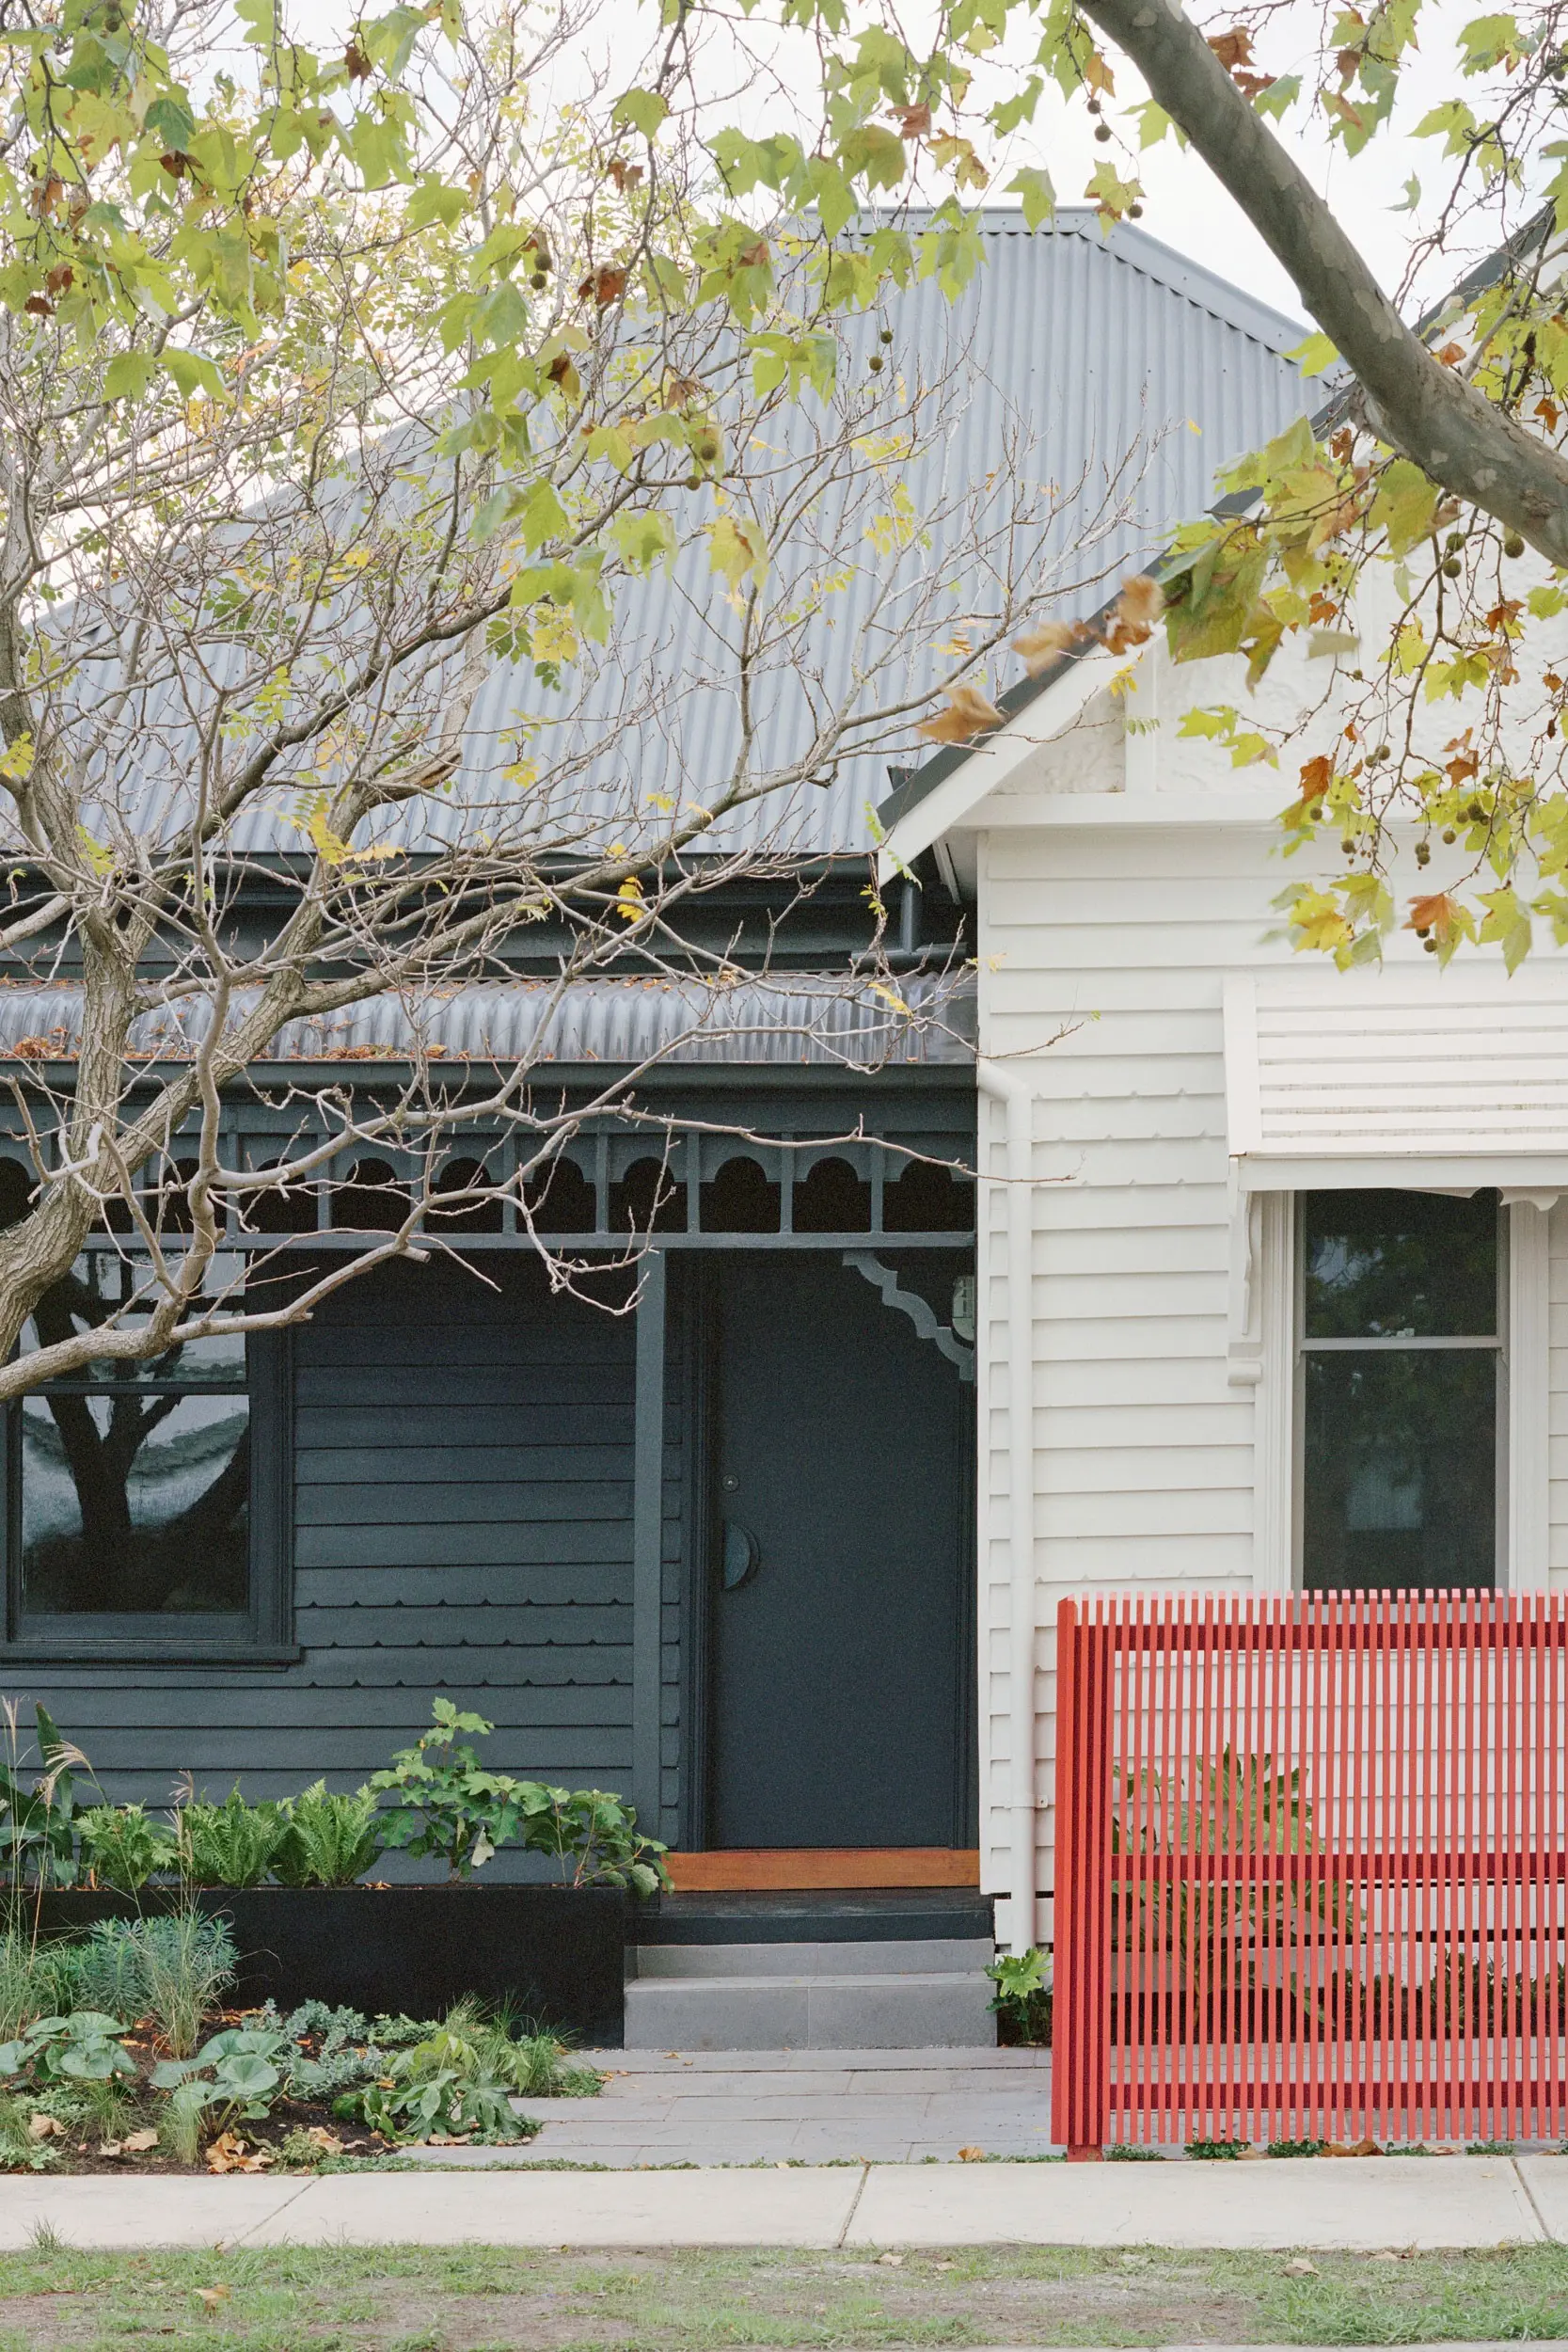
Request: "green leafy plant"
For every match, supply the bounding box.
[371,1703,669,1891]
[334,2000,549,2143]
[1187,2138,1248,2160]
[515,1786,670,1897]
[174,1789,286,1888]
[77,1804,177,1896]
[370,1703,527,1880]
[0,2012,135,2088]
[261,2001,390,2102]
[153,2027,287,2166]
[271,1784,384,1888]
[0,1705,90,1891]
[986,1947,1053,2046]
[0,1932,81,2040]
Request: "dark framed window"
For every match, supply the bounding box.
[1,1251,293,1663]
[1298,1190,1501,1594]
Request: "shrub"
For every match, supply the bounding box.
[77,1804,177,1895]
[371,1700,669,1891]
[271,1784,383,1887]
[175,1790,286,1888]
[987,1947,1053,2046]
[72,1913,237,2058]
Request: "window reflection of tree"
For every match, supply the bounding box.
[22,1255,247,1618]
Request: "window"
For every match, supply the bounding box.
[1298,1191,1501,1594]
[4,1252,293,1662]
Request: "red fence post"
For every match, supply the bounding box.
[1053,1595,1111,2158]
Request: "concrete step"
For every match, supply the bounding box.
[632,1936,995,1979]
[624,1964,996,2051]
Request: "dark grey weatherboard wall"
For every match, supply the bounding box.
[8,1255,659,1839]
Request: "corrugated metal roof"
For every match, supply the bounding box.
[209,210,1306,865]
[0,972,974,1070]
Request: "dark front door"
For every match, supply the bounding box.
[708,1252,973,1848]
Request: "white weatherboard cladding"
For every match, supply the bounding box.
[974,811,1568,1929]
[1226,966,1568,1184]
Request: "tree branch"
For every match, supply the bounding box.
[1079,0,1568,564]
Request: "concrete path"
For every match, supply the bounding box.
[1,2152,1565,2249]
[523,2046,1054,2165]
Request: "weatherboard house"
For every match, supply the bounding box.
[0,215,1328,2045]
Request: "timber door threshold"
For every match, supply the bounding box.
[665,1849,980,1892]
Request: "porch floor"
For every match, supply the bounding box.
[511,2046,1053,2167]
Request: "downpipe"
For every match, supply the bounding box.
[977,1059,1037,1953]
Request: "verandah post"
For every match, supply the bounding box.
[1053,1595,1111,2157]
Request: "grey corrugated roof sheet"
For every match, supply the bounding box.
[0,973,974,1069]
[202,210,1307,866]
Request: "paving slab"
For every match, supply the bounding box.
[234,2165,864,2247]
[847,2154,1544,2249]
[0,2176,313,2249]
[1514,2154,1568,2240]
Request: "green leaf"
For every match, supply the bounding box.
[1370,457,1440,556]
[1006,167,1055,229]
[103,352,156,403]
[613,88,670,138]
[406,178,469,229]
[609,510,677,575]
[161,348,226,402]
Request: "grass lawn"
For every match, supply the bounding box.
[0,2241,1564,2350]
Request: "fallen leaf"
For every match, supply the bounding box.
[1323,2137,1382,2157]
[877,2251,905,2265]
[206,2132,275,2175]
[958,2144,986,2161]
[1284,2257,1318,2276]
[1013,617,1082,674]
[917,683,1005,743]
[303,2127,342,2156]
[123,2130,159,2153]
[27,2113,63,2140]
[195,2284,231,2312]
[1368,2249,1401,2262]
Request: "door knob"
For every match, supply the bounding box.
[721,1520,760,1591]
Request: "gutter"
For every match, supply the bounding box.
[977,1057,1037,1953]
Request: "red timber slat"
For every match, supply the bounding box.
[1055,1592,1568,2152]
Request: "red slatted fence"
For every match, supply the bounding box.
[1052,1592,1568,2156]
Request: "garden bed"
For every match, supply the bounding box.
[26,1883,626,2043]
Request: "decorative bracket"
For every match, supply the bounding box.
[842,1250,975,1381]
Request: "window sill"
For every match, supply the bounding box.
[0,1641,302,1670]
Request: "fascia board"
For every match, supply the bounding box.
[876,649,1123,877]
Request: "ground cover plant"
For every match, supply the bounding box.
[0,2242,1564,2348]
[0,1927,596,2176]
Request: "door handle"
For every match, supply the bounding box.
[721,1520,760,1591]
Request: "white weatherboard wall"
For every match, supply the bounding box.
[973,806,1568,1942]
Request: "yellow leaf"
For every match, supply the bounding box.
[707,513,767,591]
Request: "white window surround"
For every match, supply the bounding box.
[1223,968,1568,1195]
[1238,1188,1550,1594]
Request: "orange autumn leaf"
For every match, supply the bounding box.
[918,683,1005,742]
[1102,572,1164,652]
[894,103,933,139]
[606,159,644,193]
[1407,891,1457,938]
[578,266,628,308]
[1207,26,1256,68]
[1012,617,1082,674]
[1434,341,1465,367]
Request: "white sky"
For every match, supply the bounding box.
[303,0,1493,328]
